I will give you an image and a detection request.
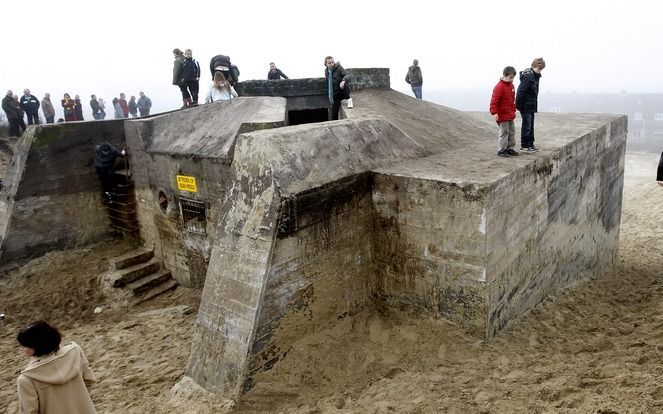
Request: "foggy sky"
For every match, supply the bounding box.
[3,0,661,119]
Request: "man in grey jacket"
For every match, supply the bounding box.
[41,93,55,123]
[405,59,423,99]
[137,92,152,117]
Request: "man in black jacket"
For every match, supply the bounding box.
[20,89,40,125]
[324,56,353,120]
[516,57,545,153]
[181,49,201,106]
[267,62,288,80]
[94,142,126,198]
[2,90,21,136]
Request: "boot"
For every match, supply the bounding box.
[181,98,192,109]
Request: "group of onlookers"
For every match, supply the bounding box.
[1,89,153,136]
[172,49,240,108]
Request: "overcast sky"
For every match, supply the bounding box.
[2,0,662,119]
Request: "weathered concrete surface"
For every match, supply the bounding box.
[186,86,626,401]
[125,97,287,288]
[0,121,126,266]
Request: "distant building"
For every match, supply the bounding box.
[542,92,663,151]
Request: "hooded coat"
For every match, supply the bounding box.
[515,67,541,113]
[17,342,96,414]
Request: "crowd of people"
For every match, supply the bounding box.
[3,53,547,158]
[1,89,153,137]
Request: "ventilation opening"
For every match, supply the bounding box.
[179,198,207,234]
[288,108,329,126]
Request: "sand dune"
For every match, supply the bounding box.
[1,152,662,413]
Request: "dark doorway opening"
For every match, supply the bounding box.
[288,108,329,126]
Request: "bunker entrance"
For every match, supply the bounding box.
[288,108,329,126]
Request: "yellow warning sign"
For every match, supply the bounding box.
[176,175,197,192]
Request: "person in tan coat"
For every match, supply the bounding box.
[17,321,97,414]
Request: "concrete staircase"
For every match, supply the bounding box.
[107,247,177,305]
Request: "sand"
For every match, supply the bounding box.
[1,151,662,413]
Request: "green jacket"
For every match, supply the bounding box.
[172,54,186,85]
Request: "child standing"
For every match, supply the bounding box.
[490,66,518,157]
[516,57,546,152]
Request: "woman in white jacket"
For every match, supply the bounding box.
[205,71,238,103]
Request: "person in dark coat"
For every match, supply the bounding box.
[19,89,40,125]
[181,49,201,106]
[657,152,663,187]
[2,90,21,136]
[267,62,288,80]
[13,95,26,134]
[324,56,353,120]
[90,95,103,120]
[209,54,239,86]
[128,96,138,117]
[172,48,187,107]
[405,59,423,99]
[94,142,126,198]
[516,57,545,153]
[74,95,84,121]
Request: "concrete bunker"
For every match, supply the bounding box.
[0,68,627,403]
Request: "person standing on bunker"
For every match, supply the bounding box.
[490,66,519,157]
[516,57,545,153]
[405,59,423,99]
[172,48,187,107]
[324,55,353,120]
[657,151,663,187]
[180,49,201,107]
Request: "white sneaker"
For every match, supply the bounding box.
[347,98,354,108]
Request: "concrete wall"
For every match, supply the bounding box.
[246,174,376,390]
[372,175,488,332]
[124,98,287,288]
[0,121,126,266]
[484,117,627,336]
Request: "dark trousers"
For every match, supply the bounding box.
[181,80,200,103]
[330,86,351,120]
[96,166,116,194]
[8,118,20,136]
[520,112,535,148]
[26,112,39,125]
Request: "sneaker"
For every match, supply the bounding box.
[497,150,510,157]
[520,147,529,152]
[347,98,354,109]
[530,145,539,152]
[506,149,519,156]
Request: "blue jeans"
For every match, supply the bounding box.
[520,112,535,148]
[411,85,422,100]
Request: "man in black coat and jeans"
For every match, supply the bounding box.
[20,89,40,125]
[516,57,545,153]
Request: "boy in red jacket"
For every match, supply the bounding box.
[489,66,518,157]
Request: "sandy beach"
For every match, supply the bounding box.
[1,151,662,413]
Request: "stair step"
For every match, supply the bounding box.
[133,279,178,305]
[109,248,154,270]
[126,269,173,295]
[110,258,160,287]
